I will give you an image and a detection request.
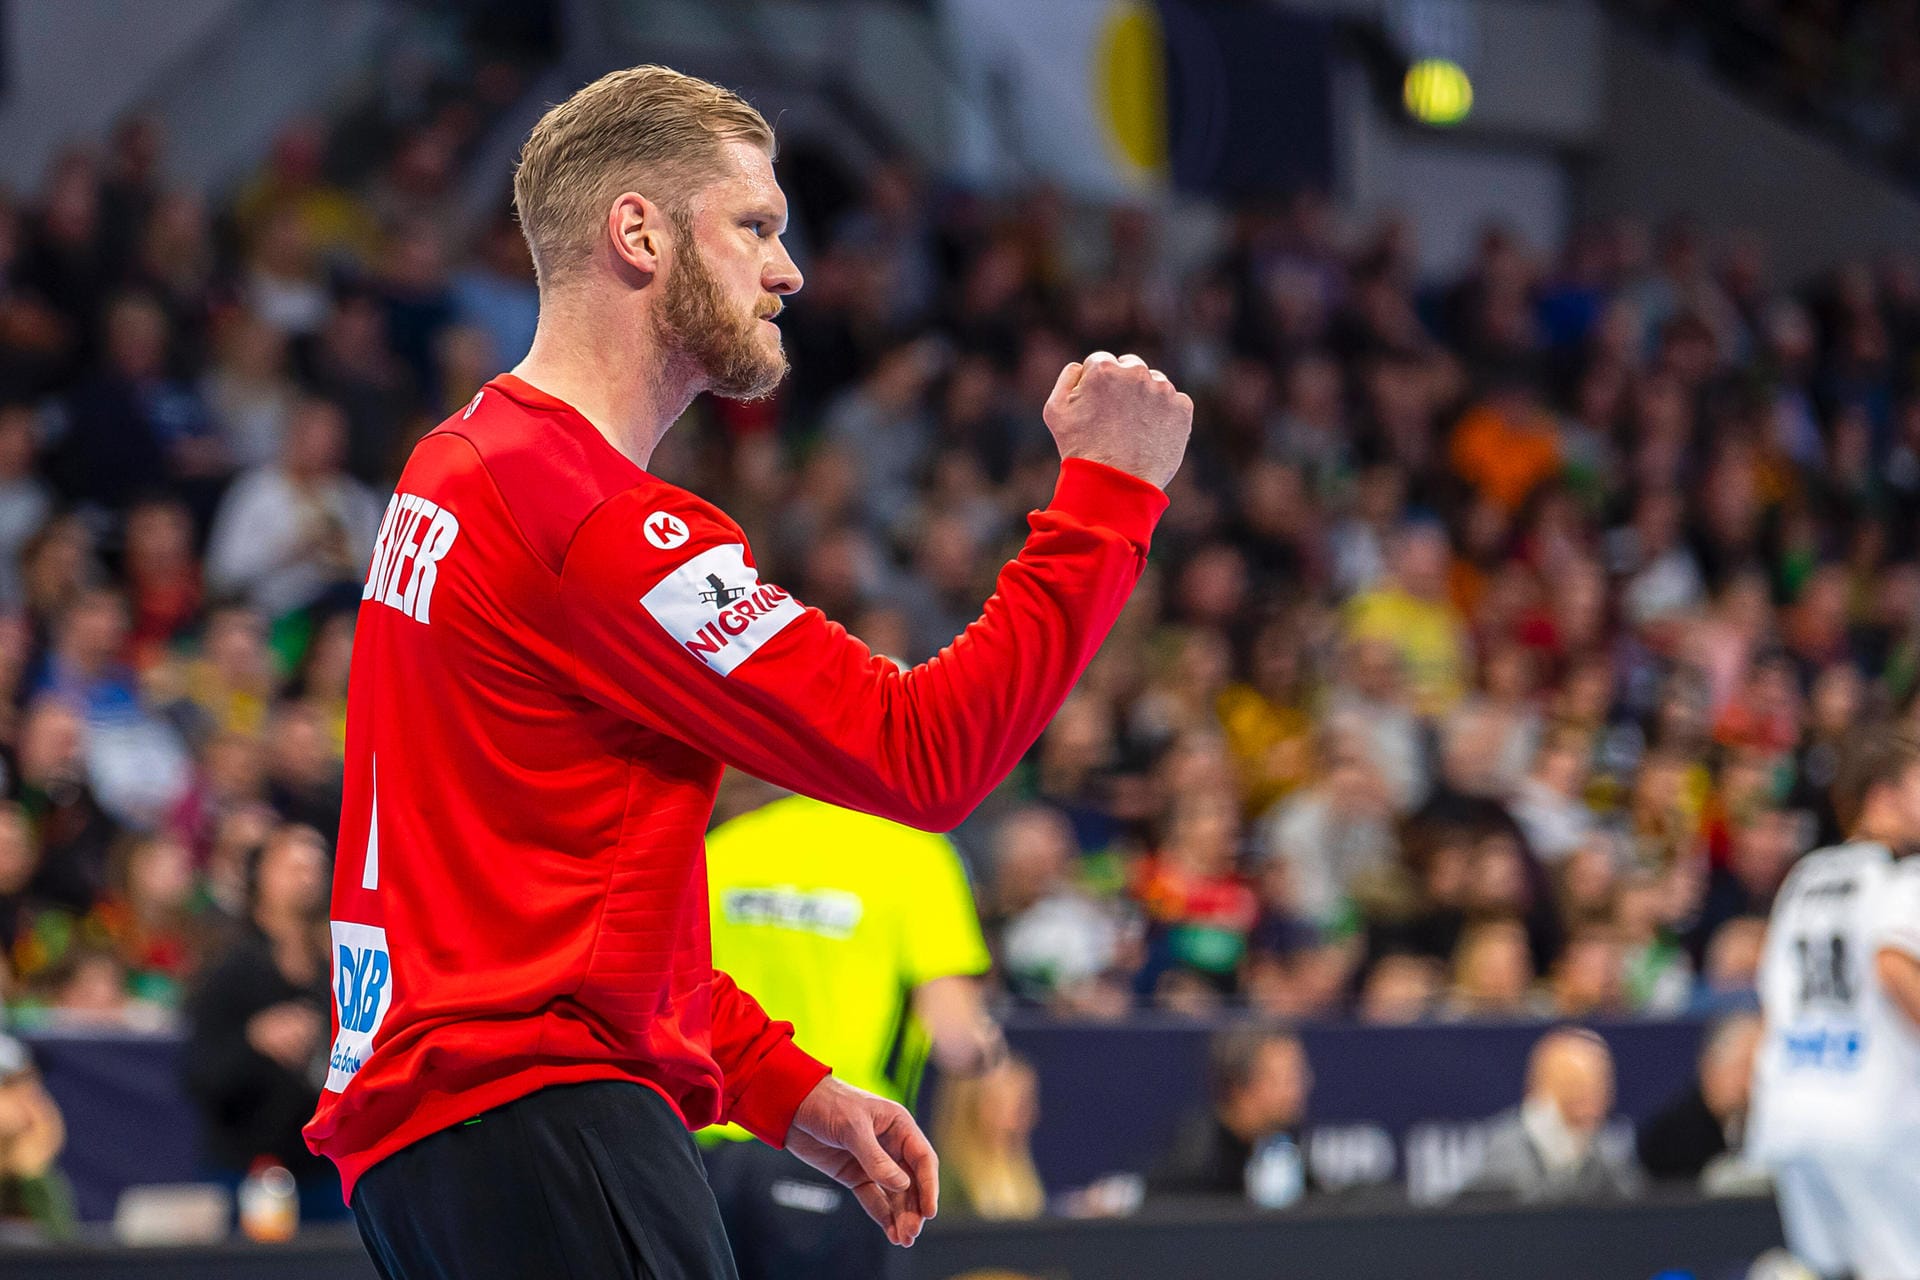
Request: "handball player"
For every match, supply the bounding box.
[302,64,1192,1280]
[1750,733,1920,1278]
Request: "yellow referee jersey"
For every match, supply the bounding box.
[701,795,990,1141]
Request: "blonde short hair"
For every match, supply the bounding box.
[512,64,775,287]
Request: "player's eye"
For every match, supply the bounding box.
[745,220,769,238]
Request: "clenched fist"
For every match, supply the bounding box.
[1043,351,1193,490]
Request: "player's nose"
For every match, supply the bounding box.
[765,243,802,296]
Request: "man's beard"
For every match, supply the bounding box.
[658,226,787,400]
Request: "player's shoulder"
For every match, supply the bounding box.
[1777,840,1890,901]
[423,375,731,575]
[1801,840,1882,866]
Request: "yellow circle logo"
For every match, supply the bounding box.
[1096,1,1169,180]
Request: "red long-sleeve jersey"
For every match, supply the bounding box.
[303,374,1165,1201]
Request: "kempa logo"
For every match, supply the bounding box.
[644,511,690,550]
[641,544,803,677]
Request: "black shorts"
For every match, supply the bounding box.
[702,1137,895,1280]
[351,1080,737,1280]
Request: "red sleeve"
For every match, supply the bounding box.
[557,458,1165,831]
[708,969,831,1146]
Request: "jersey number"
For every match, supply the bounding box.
[1794,932,1854,1011]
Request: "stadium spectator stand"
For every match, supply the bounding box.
[0,1,1916,1260]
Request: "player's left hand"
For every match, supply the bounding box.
[786,1076,938,1247]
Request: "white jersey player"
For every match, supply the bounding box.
[1751,735,1920,1280]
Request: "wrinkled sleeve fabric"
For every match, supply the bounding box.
[558,458,1165,832]
[706,968,830,1146]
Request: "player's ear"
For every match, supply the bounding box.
[608,193,665,279]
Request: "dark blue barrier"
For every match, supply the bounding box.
[1000,1015,1708,1190]
[904,1191,1783,1280]
[0,1196,1786,1280]
[21,1018,1709,1220]
[25,1032,200,1223]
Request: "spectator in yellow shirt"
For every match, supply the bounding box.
[1215,617,1317,817]
[1345,522,1472,717]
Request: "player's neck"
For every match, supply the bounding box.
[513,302,700,469]
[1853,816,1909,851]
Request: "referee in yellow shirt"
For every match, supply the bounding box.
[701,789,1004,1279]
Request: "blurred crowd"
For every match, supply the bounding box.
[0,23,547,1209]
[1625,0,1920,182]
[932,189,1920,1033]
[3,14,1920,1219]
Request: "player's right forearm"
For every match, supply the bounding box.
[860,459,1164,828]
